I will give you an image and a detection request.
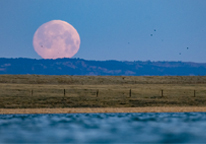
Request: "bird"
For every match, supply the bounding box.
[154,29,156,32]
[150,34,153,36]
[187,47,189,50]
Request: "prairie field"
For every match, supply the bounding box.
[0,75,206,108]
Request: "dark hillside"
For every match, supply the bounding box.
[0,58,206,76]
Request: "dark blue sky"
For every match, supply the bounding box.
[0,0,206,62]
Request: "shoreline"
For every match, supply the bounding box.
[1,107,206,114]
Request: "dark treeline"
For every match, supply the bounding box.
[0,58,206,76]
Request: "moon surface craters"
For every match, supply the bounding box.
[33,20,80,59]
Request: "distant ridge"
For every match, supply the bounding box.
[0,58,205,76]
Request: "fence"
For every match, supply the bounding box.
[1,88,205,98]
[1,87,206,108]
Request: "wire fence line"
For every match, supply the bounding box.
[1,88,205,98]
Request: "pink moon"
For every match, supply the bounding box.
[33,20,80,59]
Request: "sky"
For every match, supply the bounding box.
[0,0,206,62]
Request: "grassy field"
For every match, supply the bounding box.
[0,75,206,108]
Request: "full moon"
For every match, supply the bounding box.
[33,20,80,59]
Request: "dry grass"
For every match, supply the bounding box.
[0,75,206,85]
[1,107,206,114]
[0,75,206,109]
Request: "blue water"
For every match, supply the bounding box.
[1,112,206,143]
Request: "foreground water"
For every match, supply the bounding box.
[1,112,206,143]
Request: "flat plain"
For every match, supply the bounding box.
[0,75,206,110]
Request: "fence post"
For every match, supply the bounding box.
[62,89,66,108]
[129,89,131,97]
[96,90,99,97]
[194,90,196,97]
[161,90,163,97]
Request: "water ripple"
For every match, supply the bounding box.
[1,112,206,143]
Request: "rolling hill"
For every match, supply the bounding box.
[0,58,205,76]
